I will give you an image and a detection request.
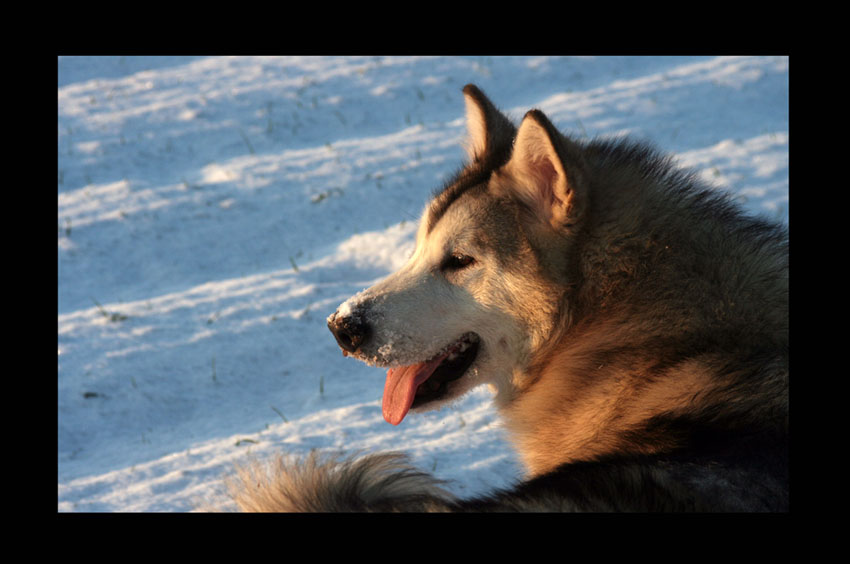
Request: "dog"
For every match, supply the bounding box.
[227,84,788,512]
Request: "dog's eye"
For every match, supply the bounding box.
[442,253,475,271]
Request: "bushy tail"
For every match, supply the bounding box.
[226,451,458,512]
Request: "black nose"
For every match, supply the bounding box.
[328,311,370,354]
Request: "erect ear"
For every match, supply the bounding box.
[500,109,585,230]
[462,84,516,163]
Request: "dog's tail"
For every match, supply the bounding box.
[226,451,458,512]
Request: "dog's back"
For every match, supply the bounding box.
[229,431,786,511]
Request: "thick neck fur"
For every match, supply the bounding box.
[502,139,788,477]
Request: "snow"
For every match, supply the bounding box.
[57,55,789,512]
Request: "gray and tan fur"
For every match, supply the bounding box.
[228,85,788,512]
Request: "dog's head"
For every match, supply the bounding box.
[328,85,587,425]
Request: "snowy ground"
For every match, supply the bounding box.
[57,56,789,512]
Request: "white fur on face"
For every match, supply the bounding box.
[334,197,536,408]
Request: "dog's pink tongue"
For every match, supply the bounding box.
[383,355,445,425]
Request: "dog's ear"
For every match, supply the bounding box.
[501,109,586,230]
[462,84,516,163]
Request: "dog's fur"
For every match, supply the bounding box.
[228,85,788,512]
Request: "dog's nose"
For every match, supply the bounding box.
[328,311,370,354]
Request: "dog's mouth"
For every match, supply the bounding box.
[382,332,480,425]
